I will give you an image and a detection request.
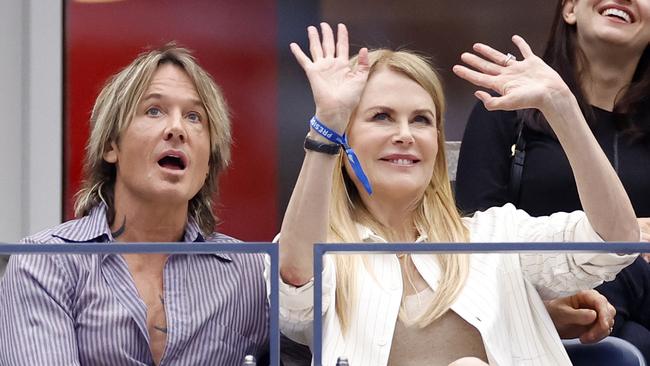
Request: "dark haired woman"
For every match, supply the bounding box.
[456,0,650,360]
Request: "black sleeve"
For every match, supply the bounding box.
[455,101,519,214]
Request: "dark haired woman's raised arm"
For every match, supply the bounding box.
[279,23,369,286]
[453,35,639,242]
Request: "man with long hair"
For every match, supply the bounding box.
[0,45,268,365]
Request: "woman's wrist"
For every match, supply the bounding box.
[305,131,341,155]
[314,109,349,134]
[540,89,582,135]
[539,86,574,117]
[306,129,333,144]
[307,114,373,194]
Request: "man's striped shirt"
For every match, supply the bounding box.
[0,204,268,365]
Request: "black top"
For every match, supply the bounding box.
[455,100,650,361]
[455,101,650,217]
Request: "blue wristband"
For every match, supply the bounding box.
[309,116,373,195]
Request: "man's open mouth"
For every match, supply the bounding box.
[158,155,186,170]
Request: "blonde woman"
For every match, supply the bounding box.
[278,23,638,366]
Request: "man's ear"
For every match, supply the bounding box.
[562,0,578,25]
[103,141,119,163]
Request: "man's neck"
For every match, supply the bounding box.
[110,200,189,243]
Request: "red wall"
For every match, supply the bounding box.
[65,0,278,241]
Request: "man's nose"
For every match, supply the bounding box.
[163,112,186,142]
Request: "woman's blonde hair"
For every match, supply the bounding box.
[329,49,470,330]
[73,43,231,236]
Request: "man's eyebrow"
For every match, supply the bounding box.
[141,93,163,102]
[141,93,205,108]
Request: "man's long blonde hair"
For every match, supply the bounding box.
[328,49,470,330]
[73,44,231,236]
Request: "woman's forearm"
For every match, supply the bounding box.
[541,92,639,241]
[279,147,338,286]
[282,23,370,285]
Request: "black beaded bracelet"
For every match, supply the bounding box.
[304,136,340,155]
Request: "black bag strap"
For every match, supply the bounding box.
[508,120,526,204]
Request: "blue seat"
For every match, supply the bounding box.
[563,337,646,366]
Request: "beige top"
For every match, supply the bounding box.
[388,287,488,366]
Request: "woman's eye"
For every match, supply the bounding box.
[187,112,202,123]
[145,107,162,117]
[413,115,432,124]
[372,112,390,121]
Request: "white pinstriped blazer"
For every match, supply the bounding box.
[278,204,637,366]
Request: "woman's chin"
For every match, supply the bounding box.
[371,182,428,201]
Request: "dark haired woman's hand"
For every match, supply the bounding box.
[545,290,616,344]
[453,35,572,119]
[455,35,639,243]
[290,23,370,133]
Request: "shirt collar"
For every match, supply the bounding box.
[51,204,112,243]
[187,216,233,262]
[51,203,232,262]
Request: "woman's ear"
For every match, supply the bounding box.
[103,142,119,163]
[562,0,578,25]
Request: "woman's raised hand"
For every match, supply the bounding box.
[456,36,639,243]
[453,35,571,119]
[290,23,369,133]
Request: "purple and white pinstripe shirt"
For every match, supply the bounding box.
[0,205,268,365]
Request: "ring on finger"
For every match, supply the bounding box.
[502,53,515,66]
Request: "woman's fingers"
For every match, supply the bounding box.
[307,26,323,60]
[336,23,349,61]
[474,90,492,104]
[356,47,370,72]
[290,43,311,69]
[303,23,348,61]
[472,43,513,68]
[320,22,336,58]
[452,65,496,91]
[512,35,534,59]
[594,302,615,338]
[454,35,554,112]
[460,52,503,76]
[474,91,514,111]
[464,35,535,76]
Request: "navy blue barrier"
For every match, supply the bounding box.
[312,242,650,366]
[0,242,280,366]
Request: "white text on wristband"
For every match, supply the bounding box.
[308,116,373,195]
